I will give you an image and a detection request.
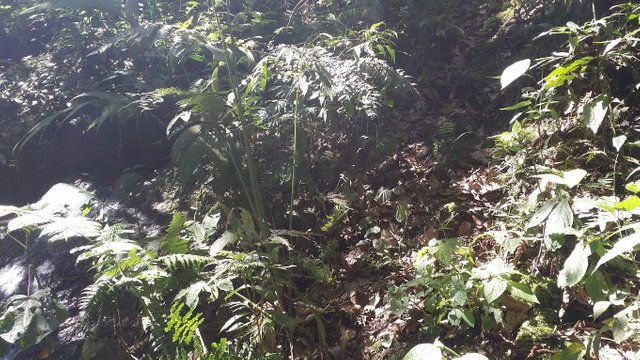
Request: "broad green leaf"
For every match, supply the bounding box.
[612,135,627,152]
[403,343,442,360]
[584,98,608,134]
[527,199,557,229]
[593,301,611,320]
[449,308,475,327]
[533,169,587,188]
[625,181,640,194]
[550,343,585,360]
[611,313,633,343]
[545,57,593,89]
[484,277,507,303]
[545,199,573,238]
[210,231,238,256]
[490,231,521,254]
[500,59,531,89]
[602,38,622,55]
[508,281,539,303]
[175,281,210,309]
[0,289,68,348]
[428,238,459,266]
[615,196,640,212]
[594,232,640,271]
[500,101,531,111]
[557,242,591,288]
[584,271,608,302]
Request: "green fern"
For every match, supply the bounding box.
[160,212,190,254]
[160,254,213,271]
[164,302,205,346]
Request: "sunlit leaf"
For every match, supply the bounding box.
[594,232,640,271]
[593,301,611,320]
[612,135,627,152]
[508,281,539,303]
[500,59,531,89]
[483,277,507,303]
[545,199,573,238]
[584,97,608,134]
[557,242,591,288]
[403,343,442,360]
[550,343,585,360]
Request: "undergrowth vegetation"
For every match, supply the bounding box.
[2,0,640,359]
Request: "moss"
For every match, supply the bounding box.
[515,313,555,347]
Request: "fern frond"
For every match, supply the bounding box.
[160,212,190,254]
[160,254,213,271]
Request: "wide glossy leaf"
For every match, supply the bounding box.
[484,277,507,303]
[557,242,591,288]
[527,199,557,229]
[0,289,68,348]
[533,169,587,189]
[594,232,640,271]
[403,343,442,360]
[500,59,531,89]
[508,281,539,303]
[550,343,585,360]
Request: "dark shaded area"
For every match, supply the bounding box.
[1,116,171,205]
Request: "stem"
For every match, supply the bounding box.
[4,232,26,249]
[211,0,269,238]
[288,94,299,230]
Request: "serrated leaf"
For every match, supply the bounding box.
[508,281,539,303]
[500,59,531,89]
[557,242,591,288]
[484,277,507,303]
[594,232,640,271]
[403,343,442,360]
